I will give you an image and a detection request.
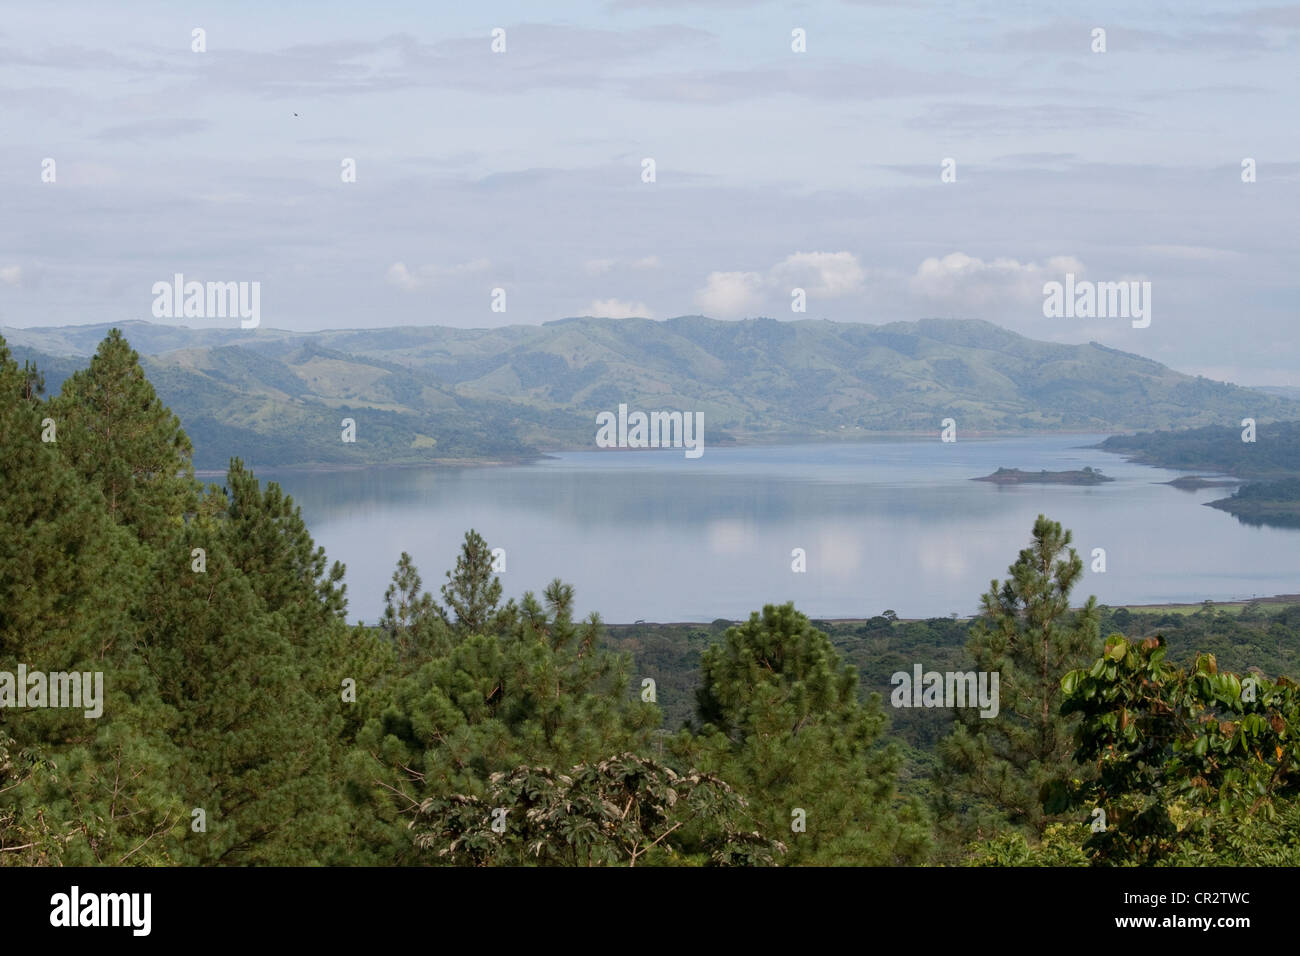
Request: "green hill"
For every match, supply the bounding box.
[7,316,1298,469]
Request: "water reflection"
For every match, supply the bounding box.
[263,436,1300,624]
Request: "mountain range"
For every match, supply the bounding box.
[5,316,1297,471]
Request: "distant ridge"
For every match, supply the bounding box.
[5,316,1297,469]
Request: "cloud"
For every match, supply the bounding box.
[587,298,652,318]
[0,265,21,286]
[694,251,864,317]
[386,258,491,290]
[908,252,1085,309]
[694,270,765,318]
[771,251,864,297]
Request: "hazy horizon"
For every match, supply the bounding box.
[2,0,1297,385]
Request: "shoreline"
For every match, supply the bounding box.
[194,453,558,478]
[196,429,1122,477]
[595,593,1300,628]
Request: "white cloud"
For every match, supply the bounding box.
[694,270,765,318]
[908,252,1085,308]
[587,297,653,318]
[693,251,864,318]
[386,263,422,290]
[385,258,491,291]
[0,266,21,286]
[771,251,864,297]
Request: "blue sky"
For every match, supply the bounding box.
[1,0,1297,382]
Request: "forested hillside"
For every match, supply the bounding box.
[7,316,1296,468]
[4,328,1300,867]
[1100,422,1300,527]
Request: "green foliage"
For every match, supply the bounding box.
[679,603,931,865]
[9,325,1300,867]
[0,732,63,864]
[1053,633,1300,865]
[48,328,199,545]
[413,753,783,866]
[0,339,184,867]
[216,458,348,638]
[0,343,143,670]
[964,823,1090,867]
[137,529,338,864]
[1161,797,1300,865]
[1099,423,1300,528]
[1100,421,1300,479]
[935,515,1101,848]
[355,571,661,863]
[441,529,507,637]
[381,552,450,661]
[1208,478,1300,528]
[19,360,44,401]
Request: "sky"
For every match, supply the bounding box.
[1,0,1297,383]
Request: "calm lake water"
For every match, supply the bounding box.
[264,436,1300,625]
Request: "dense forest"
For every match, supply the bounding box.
[1100,421,1300,477]
[4,328,1300,866]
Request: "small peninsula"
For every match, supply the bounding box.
[1162,476,1242,490]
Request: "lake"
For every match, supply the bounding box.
[264,435,1300,625]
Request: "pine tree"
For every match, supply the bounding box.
[935,514,1101,847]
[136,527,337,864]
[381,552,448,661]
[355,572,657,862]
[441,529,504,637]
[49,329,198,545]
[0,337,139,669]
[217,458,347,642]
[0,336,181,866]
[19,359,43,401]
[680,602,932,865]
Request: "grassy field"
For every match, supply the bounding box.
[1111,595,1300,615]
[628,594,1300,627]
